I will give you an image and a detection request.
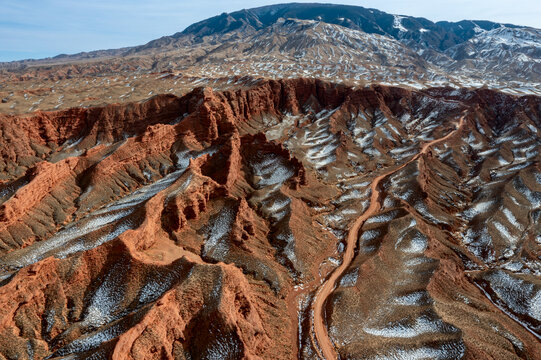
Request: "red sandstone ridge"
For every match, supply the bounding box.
[0,78,540,359]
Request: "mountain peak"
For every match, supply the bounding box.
[178,2,527,51]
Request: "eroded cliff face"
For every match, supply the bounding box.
[0,79,540,359]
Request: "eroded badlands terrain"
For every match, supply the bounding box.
[0,78,539,359]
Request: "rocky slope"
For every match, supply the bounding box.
[0,78,540,359]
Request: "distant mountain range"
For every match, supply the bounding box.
[156,3,525,51]
[2,3,540,94]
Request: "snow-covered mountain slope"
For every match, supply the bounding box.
[444,27,541,72]
[163,18,541,95]
[174,3,524,52]
[191,18,433,81]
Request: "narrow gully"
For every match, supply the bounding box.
[310,113,466,359]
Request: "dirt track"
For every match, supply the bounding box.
[311,114,466,359]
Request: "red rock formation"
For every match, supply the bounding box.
[0,79,540,359]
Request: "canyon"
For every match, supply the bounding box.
[0,78,539,359]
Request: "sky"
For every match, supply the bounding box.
[1,0,539,62]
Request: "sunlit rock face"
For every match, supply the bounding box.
[0,78,539,359]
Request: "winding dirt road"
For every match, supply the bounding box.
[311,114,466,359]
